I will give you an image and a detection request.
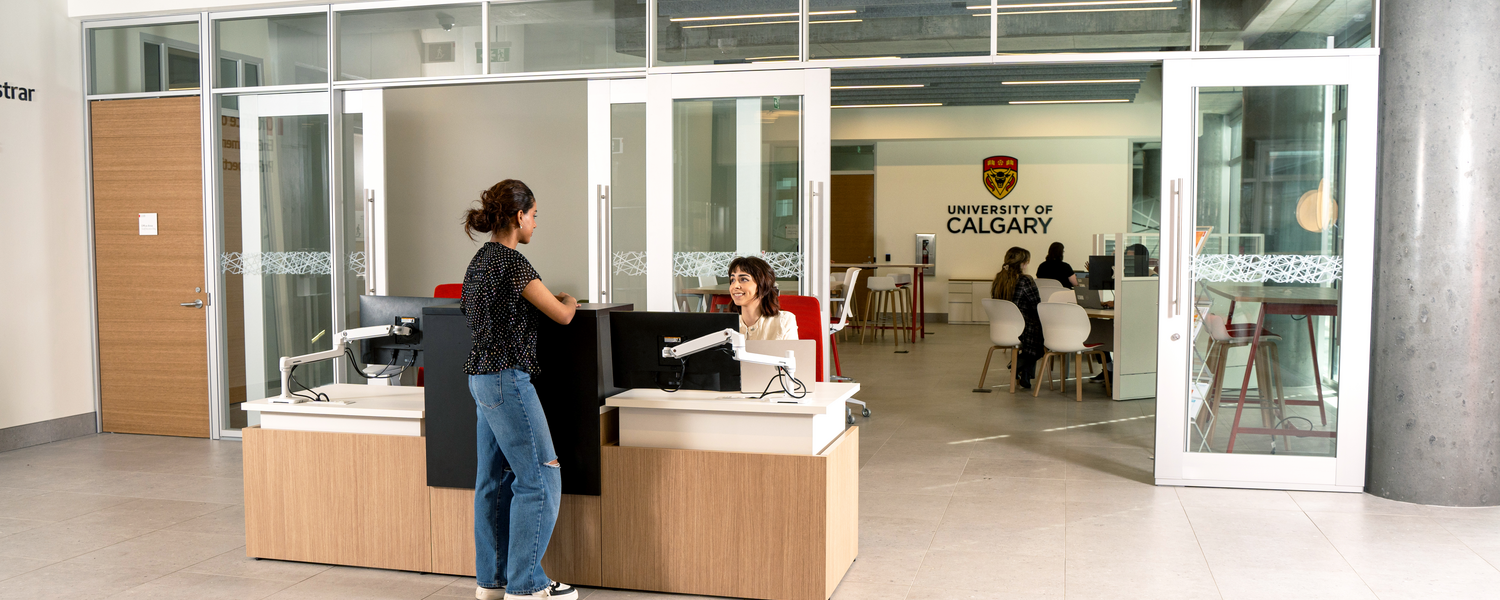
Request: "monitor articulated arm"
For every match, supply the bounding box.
[660,328,797,382]
[271,324,411,404]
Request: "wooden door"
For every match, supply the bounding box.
[830,174,874,264]
[91,97,210,437]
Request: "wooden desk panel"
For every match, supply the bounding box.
[602,428,858,600]
[429,489,603,585]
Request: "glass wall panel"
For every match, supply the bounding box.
[809,1,989,60]
[673,97,802,311]
[656,0,799,65]
[489,0,648,73]
[1202,0,1373,51]
[218,93,332,430]
[610,103,648,308]
[89,22,200,95]
[1188,85,1347,457]
[338,4,483,80]
[994,0,1189,54]
[216,13,329,87]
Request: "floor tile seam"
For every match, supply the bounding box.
[1427,513,1500,575]
[107,568,294,599]
[0,556,56,584]
[1300,504,1394,599]
[1173,491,1228,600]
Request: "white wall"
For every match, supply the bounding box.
[383,81,590,300]
[0,0,96,430]
[874,138,1133,313]
[835,72,1160,314]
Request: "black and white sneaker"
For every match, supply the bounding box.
[504,581,578,600]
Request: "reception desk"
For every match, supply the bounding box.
[242,305,859,600]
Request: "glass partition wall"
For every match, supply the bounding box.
[79,2,1377,443]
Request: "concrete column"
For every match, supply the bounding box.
[1369,1,1500,506]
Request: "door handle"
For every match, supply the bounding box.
[180,299,203,309]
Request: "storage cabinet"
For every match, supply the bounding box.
[947,279,993,324]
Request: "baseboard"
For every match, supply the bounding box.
[0,412,98,454]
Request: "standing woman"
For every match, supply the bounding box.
[461,179,581,600]
[991,246,1043,389]
[726,256,799,341]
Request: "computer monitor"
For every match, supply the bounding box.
[610,311,741,391]
[1088,255,1115,291]
[359,295,456,367]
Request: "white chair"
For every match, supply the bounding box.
[830,267,860,343]
[860,276,907,350]
[1035,302,1110,402]
[1046,289,1077,303]
[973,298,1026,394]
[1036,278,1065,292]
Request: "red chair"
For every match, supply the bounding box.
[776,295,826,383]
[782,294,869,423]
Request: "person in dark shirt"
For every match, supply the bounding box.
[991,247,1043,389]
[1034,242,1077,289]
[460,179,581,600]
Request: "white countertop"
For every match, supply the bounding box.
[243,384,425,420]
[606,382,859,415]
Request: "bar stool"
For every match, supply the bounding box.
[1200,313,1285,450]
[892,273,916,342]
[860,276,906,350]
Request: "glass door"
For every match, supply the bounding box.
[215,89,384,435]
[1155,55,1377,491]
[586,71,837,375]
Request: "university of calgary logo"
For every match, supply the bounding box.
[982,156,1018,200]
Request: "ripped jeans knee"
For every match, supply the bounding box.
[544,459,560,468]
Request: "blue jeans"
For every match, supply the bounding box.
[470,370,561,594]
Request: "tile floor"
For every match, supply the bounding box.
[0,323,1497,599]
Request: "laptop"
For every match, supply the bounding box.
[1075,286,1107,309]
[741,339,817,394]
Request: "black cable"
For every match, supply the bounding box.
[286,364,329,403]
[661,358,686,393]
[757,365,808,400]
[345,347,409,380]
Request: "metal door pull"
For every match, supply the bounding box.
[181,300,204,309]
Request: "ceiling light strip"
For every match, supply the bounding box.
[967,0,1172,9]
[1009,99,1131,104]
[830,84,927,89]
[812,19,864,24]
[681,20,796,29]
[671,10,855,22]
[978,6,1177,15]
[1003,79,1142,85]
[833,103,943,108]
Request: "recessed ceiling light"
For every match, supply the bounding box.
[812,19,864,24]
[671,10,855,22]
[980,6,1177,16]
[1003,79,1142,85]
[1008,99,1131,104]
[681,20,796,29]
[833,103,943,108]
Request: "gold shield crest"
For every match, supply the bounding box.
[983,156,1018,200]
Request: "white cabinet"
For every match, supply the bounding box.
[947,279,992,324]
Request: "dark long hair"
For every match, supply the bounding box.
[991,247,1032,301]
[727,256,780,317]
[463,179,536,240]
[1046,242,1064,262]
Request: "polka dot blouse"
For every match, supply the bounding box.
[461,242,542,375]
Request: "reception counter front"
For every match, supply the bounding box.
[241,304,859,600]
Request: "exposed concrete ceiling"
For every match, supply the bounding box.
[830,63,1155,106]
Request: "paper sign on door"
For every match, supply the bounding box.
[138,213,158,236]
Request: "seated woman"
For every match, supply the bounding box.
[991,247,1043,389]
[1035,242,1078,288]
[727,256,798,341]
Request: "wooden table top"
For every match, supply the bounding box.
[1084,308,1115,319]
[1205,283,1339,305]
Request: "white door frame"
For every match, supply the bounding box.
[587,70,832,377]
[1154,55,1378,492]
[224,89,384,436]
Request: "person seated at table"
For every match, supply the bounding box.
[728,256,798,341]
[1035,242,1078,288]
[991,247,1043,389]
